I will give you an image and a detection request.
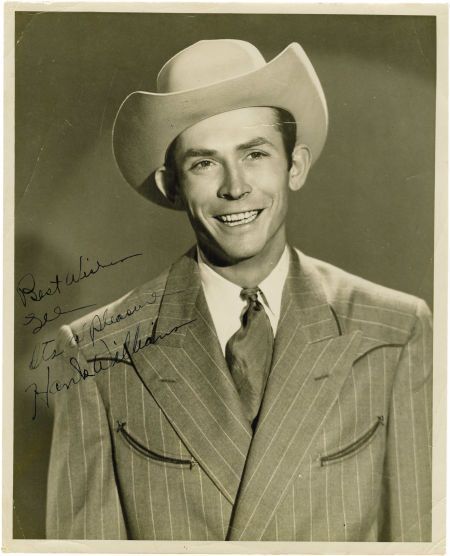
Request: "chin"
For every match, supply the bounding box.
[216,240,267,265]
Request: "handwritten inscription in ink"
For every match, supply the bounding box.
[25,319,195,420]
[17,252,142,307]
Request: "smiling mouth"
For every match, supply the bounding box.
[214,210,262,227]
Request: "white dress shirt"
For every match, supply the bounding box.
[197,247,290,354]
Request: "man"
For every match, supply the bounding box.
[46,39,432,542]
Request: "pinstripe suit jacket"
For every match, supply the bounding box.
[46,247,432,541]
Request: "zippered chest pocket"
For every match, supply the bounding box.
[116,421,196,469]
[320,416,384,466]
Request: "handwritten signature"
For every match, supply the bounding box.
[25,319,195,420]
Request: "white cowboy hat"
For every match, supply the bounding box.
[112,39,328,208]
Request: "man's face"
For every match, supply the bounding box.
[171,107,301,266]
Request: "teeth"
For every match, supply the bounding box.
[216,210,259,226]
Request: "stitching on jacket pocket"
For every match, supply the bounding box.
[320,416,384,466]
[116,421,195,468]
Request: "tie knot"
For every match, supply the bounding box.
[240,287,260,303]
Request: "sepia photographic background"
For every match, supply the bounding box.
[14,12,435,540]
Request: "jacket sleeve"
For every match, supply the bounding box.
[46,325,128,539]
[379,299,433,541]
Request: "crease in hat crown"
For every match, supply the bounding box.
[157,40,267,93]
[112,38,328,208]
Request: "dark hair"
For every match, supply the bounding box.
[271,107,297,168]
[164,106,297,186]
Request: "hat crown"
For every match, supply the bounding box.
[157,39,266,93]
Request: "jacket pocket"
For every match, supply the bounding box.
[320,415,384,466]
[116,421,195,468]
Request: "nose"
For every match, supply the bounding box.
[217,162,251,200]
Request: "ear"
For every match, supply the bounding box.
[288,144,312,192]
[155,166,185,210]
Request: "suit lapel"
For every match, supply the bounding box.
[228,248,363,540]
[126,250,252,504]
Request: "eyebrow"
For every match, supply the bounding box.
[236,137,275,150]
[182,148,217,160]
[181,136,275,162]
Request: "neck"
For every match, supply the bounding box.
[199,233,287,288]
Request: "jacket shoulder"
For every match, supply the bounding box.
[297,250,430,342]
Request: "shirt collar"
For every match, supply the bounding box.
[258,246,290,318]
[197,246,290,320]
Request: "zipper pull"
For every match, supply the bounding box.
[116,420,126,433]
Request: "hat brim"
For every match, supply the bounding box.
[112,43,328,209]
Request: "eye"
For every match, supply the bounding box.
[191,159,214,171]
[246,151,268,161]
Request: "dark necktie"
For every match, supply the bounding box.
[225,287,274,427]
